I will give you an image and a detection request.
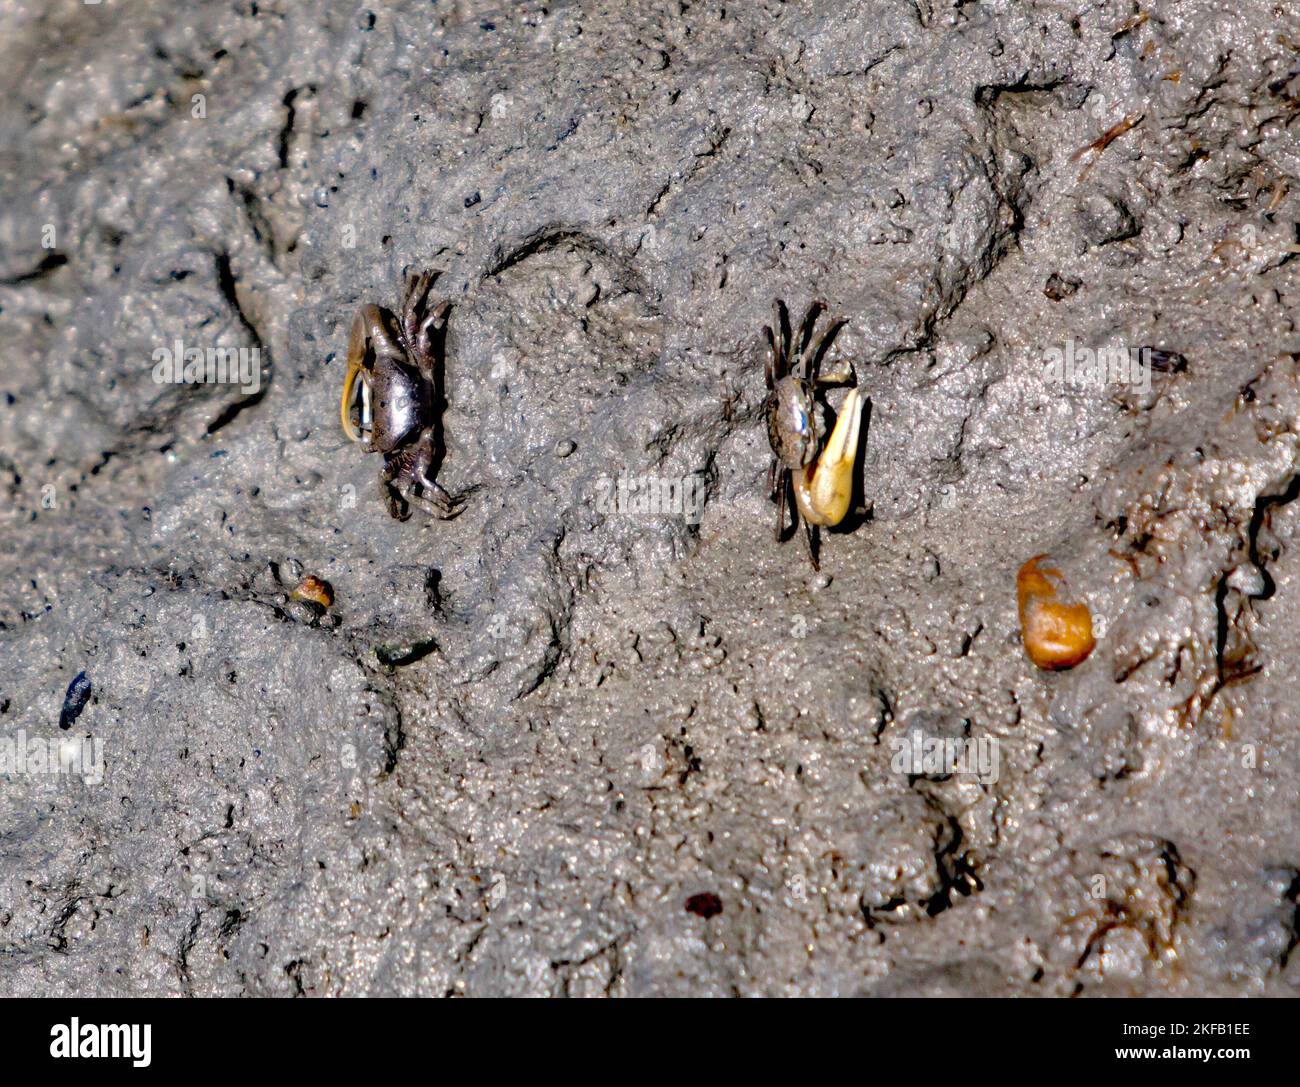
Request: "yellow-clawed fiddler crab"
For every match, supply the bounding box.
[340,268,469,521]
[763,298,866,570]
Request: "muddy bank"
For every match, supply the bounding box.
[0,0,1298,995]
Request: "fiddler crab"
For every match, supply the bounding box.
[340,268,469,521]
[764,298,866,570]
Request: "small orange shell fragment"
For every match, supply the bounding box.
[1016,554,1095,670]
[290,575,334,609]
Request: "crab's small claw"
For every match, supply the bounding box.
[794,386,864,528]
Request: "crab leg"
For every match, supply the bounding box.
[774,298,791,371]
[774,465,789,541]
[796,300,823,365]
[793,387,864,527]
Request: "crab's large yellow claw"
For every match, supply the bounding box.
[341,306,379,442]
[340,357,364,442]
[794,387,864,527]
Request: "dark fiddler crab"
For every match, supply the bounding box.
[764,298,865,570]
[340,269,468,521]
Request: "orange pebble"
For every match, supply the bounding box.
[1016,554,1095,670]
[290,575,334,609]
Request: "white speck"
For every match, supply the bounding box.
[490,353,515,381]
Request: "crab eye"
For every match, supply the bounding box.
[795,407,809,435]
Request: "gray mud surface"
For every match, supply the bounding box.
[2,0,1299,996]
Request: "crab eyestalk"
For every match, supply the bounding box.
[793,386,864,527]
